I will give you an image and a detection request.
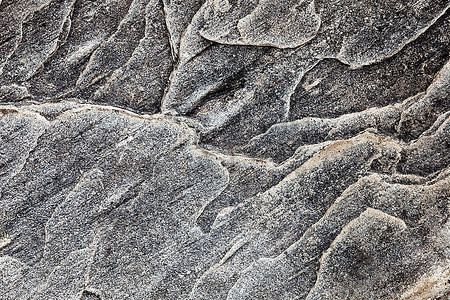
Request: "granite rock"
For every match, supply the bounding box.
[0,0,449,299]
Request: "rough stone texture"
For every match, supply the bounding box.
[0,0,449,299]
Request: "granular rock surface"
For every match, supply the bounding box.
[0,0,449,299]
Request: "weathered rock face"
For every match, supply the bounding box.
[0,0,449,299]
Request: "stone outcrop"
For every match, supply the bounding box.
[0,0,449,299]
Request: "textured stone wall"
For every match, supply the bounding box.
[0,0,449,299]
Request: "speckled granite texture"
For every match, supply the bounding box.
[0,0,449,299]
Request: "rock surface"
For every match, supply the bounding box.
[0,0,449,299]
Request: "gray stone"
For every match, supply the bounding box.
[0,0,449,299]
